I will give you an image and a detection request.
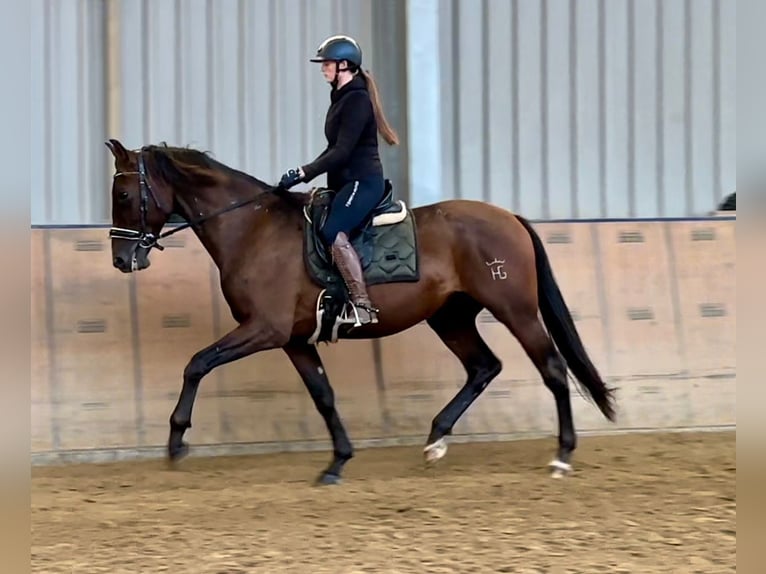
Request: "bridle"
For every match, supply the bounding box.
[109,148,280,255]
[109,151,169,251]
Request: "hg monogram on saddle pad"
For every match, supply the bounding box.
[303,180,419,344]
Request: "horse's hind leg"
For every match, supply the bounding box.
[491,306,576,478]
[423,293,502,463]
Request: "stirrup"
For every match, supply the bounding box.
[348,302,379,327]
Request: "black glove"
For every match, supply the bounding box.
[278,167,302,190]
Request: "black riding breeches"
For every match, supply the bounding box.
[320,175,386,245]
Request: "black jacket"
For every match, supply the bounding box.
[301,75,383,191]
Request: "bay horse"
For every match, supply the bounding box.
[105,139,616,484]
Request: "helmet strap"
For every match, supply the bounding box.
[331,61,354,89]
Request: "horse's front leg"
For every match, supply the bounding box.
[283,342,353,485]
[168,320,287,461]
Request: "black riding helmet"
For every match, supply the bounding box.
[310,35,363,82]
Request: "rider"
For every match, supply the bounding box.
[278,35,399,325]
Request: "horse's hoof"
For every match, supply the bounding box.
[423,438,448,464]
[168,442,189,463]
[315,472,342,486]
[548,459,572,479]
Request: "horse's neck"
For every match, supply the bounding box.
[172,183,266,271]
[172,183,293,273]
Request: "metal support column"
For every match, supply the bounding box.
[370,0,410,204]
[404,0,442,207]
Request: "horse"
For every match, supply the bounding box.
[104,139,616,484]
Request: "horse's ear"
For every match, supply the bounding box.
[105,138,129,163]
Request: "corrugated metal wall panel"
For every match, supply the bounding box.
[30,0,46,223]
[717,0,736,201]
[435,0,735,218]
[31,0,734,224]
[370,0,409,206]
[31,0,108,225]
[32,0,386,225]
[113,0,379,214]
[574,0,603,218]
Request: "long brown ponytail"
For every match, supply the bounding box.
[359,68,399,146]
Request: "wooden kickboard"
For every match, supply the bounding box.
[314,339,388,440]
[31,230,53,451]
[132,229,221,447]
[209,284,311,445]
[29,218,737,455]
[667,220,736,376]
[47,229,138,450]
[539,221,615,432]
[376,323,466,439]
[596,222,685,380]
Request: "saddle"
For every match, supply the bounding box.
[302,179,420,344]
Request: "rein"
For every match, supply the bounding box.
[109,149,281,252]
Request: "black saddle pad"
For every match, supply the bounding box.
[302,186,420,292]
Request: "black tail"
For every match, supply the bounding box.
[515,215,617,421]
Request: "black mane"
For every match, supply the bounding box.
[141,143,267,189]
[140,142,309,211]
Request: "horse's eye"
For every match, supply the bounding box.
[118,191,129,201]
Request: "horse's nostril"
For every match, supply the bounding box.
[113,256,125,268]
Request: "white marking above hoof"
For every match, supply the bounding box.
[548,459,572,479]
[423,438,448,463]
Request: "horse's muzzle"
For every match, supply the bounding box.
[112,250,150,273]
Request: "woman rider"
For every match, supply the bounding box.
[277,35,399,325]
